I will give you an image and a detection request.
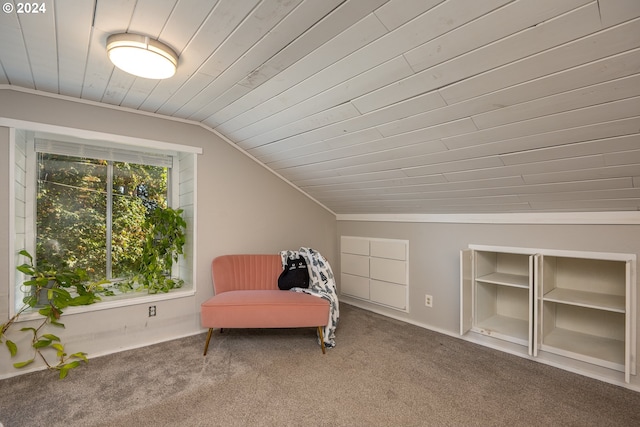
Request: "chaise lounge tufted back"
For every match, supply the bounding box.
[211,254,283,294]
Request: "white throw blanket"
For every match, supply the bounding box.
[280,247,339,348]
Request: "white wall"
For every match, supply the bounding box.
[0,88,336,378]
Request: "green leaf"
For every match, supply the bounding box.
[19,249,33,261]
[38,306,52,317]
[59,361,80,379]
[6,340,17,357]
[67,295,98,306]
[50,320,66,328]
[34,339,52,349]
[23,295,37,306]
[14,359,34,368]
[17,264,35,275]
[70,352,88,362]
[42,334,61,342]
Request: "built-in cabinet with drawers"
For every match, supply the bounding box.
[461,245,636,383]
[341,236,409,312]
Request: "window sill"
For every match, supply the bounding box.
[14,284,195,322]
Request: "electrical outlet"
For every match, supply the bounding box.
[425,294,433,308]
[149,305,156,317]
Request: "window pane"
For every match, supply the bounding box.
[37,154,107,279]
[36,154,169,282]
[111,162,168,279]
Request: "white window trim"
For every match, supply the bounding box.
[8,127,17,321]
[0,117,203,155]
[7,120,200,319]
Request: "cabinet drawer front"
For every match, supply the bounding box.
[341,236,370,255]
[370,240,406,260]
[341,273,370,299]
[370,257,407,285]
[341,253,370,277]
[370,280,406,310]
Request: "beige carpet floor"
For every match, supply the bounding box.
[1,303,640,426]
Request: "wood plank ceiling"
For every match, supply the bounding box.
[1,0,639,214]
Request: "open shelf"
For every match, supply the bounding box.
[476,272,529,288]
[462,246,634,383]
[541,327,625,372]
[475,280,530,348]
[543,288,625,313]
[474,314,529,346]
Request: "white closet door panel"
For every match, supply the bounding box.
[341,273,370,300]
[533,254,542,357]
[625,259,634,381]
[341,253,370,277]
[370,240,407,260]
[528,255,535,356]
[370,257,407,285]
[341,236,370,256]
[460,249,473,335]
[370,280,407,310]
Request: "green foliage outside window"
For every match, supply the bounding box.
[35,153,174,288]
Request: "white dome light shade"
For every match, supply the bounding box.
[106,33,178,79]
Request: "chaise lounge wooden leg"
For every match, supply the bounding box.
[317,326,326,354]
[203,328,214,356]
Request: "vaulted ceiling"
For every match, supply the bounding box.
[1,0,640,214]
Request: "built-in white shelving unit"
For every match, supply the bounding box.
[461,245,636,383]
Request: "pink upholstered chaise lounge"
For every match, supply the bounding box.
[201,254,330,354]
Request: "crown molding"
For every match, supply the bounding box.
[336,211,640,224]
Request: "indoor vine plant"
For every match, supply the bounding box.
[118,207,187,294]
[0,250,105,378]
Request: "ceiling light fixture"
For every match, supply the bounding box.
[106,33,178,79]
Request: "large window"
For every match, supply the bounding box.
[36,153,168,281]
[13,129,198,313]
